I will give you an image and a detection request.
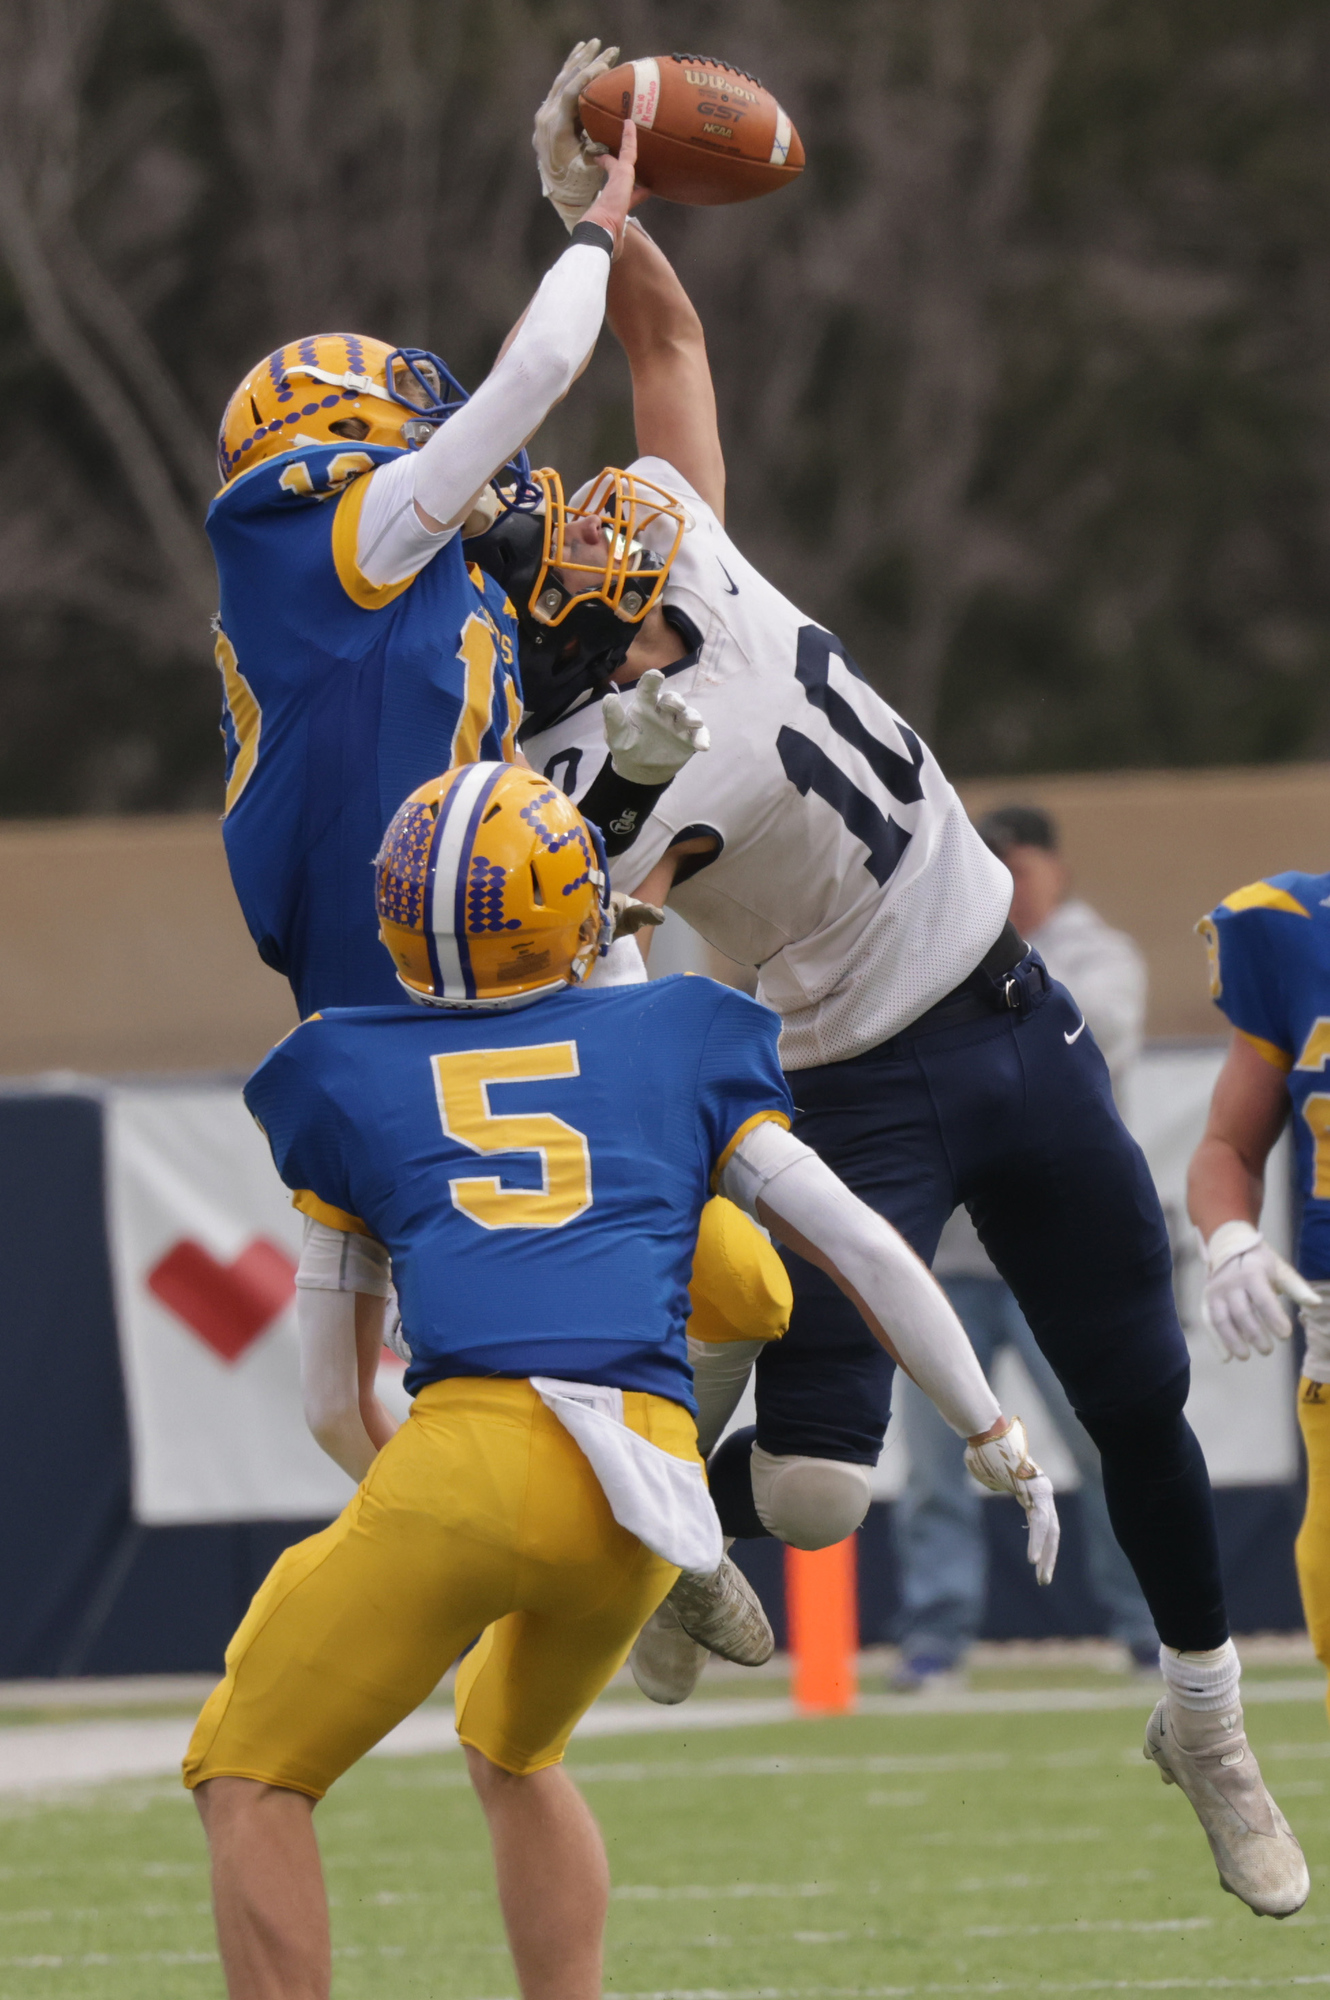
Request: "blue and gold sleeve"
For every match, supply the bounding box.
[1198,879,1308,1072]
[692,987,795,1185]
[244,1027,368,1233]
[209,444,405,632]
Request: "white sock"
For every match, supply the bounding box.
[1160,1639,1240,1714]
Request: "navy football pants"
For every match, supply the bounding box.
[746,963,1227,1651]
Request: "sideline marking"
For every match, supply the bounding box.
[0,1681,1322,1796]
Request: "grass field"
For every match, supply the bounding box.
[1,1687,1328,1999]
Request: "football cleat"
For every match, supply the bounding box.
[375,763,610,1008]
[670,1556,775,1667]
[1144,1696,1310,1917]
[629,1596,709,1705]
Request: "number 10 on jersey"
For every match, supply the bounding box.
[431,1043,593,1230]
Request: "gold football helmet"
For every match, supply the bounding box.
[375,763,609,1008]
[216,335,467,486]
[527,465,686,626]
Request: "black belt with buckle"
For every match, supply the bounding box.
[895,918,1048,1042]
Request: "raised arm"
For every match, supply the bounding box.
[412,122,638,533]
[355,121,639,591]
[607,224,726,520]
[530,41,726,518]
[719,1119,1060,1583]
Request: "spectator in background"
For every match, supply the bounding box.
[891,804,1159,1687]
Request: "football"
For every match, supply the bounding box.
[578,53,804,206]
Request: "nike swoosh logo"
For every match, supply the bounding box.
[1064,1015,1087,1045]
[718,562,739,596]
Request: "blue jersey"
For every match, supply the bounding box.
[1200,871,1330,1278]
[209,443,522,1019]
[244,977,793,1407]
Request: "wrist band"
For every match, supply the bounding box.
[570,219,615,257]
[579,760,671,858]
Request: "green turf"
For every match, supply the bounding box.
[1,1697,1328,1997]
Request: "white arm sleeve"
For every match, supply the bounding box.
[356,239,612,587]
[687,1336,765,1459]
[295,1216,393,1296]
[719,1122,1002,1440]
[297,1287,379,1481]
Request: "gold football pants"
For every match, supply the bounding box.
[1297,1377,1330,1725]
[183,1377,691,1796]
[688,1195,791,1345]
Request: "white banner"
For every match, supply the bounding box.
[104,1044,1296,1523]
[106,1086,409,1525]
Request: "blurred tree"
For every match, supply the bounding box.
[0,0,1327,814]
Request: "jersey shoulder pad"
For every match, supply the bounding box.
[209,443,402,525]
[1217,874,1317,920]
[1197,883,1314,1054]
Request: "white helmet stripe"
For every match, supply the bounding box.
[282,363,399,408]
[426,763,504,1000]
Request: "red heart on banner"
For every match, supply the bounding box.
[147,1238,297,1363]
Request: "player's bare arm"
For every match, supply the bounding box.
[1188,1029,1316,1361]
[1188,1030,1290,1237]
[607,222,726,520]
[624,837,716,966]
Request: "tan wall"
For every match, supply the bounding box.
[2,764,1328,1075]
[957,764,1330,1039]
[0,816,295,1076]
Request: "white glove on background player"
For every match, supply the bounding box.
[603,667,710,785]
[964,1417,1060,1586]
[1201,1219,1318,1362]
[534,39,618,231]
[1299,1282,1330,1382]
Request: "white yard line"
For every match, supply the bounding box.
[0,1680,1321,1798]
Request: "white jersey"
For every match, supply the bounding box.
[524,458,1012,1070]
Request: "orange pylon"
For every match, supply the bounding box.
[785,1535,858,1715]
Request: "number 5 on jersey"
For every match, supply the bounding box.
[431,1043,592,1230]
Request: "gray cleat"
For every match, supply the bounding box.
[669,1554,774,1666]
[630,1555,774,1705]
[1144,1696,1309,1918]
[629,1594,709,1705]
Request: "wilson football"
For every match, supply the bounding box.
[578,53,804,206]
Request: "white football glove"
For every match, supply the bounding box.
[964,1416,1060,1586]
[1201,1219,1318,1362]
[533,38,619,231]
[610,890,665,939]
[603,667,710,786]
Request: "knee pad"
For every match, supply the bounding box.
[750,1447,872,1550]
